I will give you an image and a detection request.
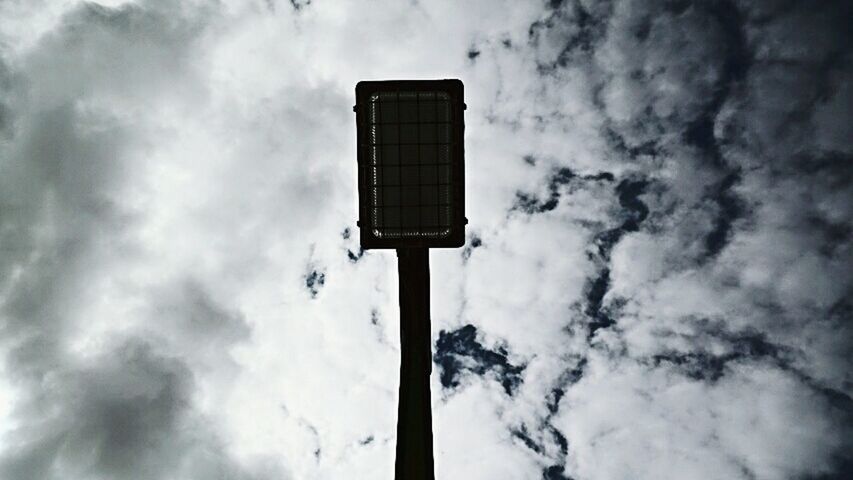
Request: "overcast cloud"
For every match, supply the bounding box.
[0,1,851,479]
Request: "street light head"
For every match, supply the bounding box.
[355,79,466,249]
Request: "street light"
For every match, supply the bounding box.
[354,79,466,480]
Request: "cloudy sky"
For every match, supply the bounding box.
[0,0,851,479]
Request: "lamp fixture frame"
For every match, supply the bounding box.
[354,79,466,249]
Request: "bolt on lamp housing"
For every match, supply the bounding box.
[355,79,466,249]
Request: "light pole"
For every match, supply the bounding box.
[354,79,466,480]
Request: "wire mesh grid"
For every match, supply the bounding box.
[366,91,453,239]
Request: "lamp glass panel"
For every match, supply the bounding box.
[367,91,453,238]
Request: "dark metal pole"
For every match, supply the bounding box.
[395,247,435,480]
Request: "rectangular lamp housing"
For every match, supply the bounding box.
[355,79,466,249]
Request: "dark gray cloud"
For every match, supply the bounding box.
[0,339,275,480]
[434,324,526,396]
[0,2,283,479]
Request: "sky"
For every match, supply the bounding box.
[0,1,851,479]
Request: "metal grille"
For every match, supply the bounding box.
[366,91,453,239]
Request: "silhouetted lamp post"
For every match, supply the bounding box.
[354,79,466,480]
